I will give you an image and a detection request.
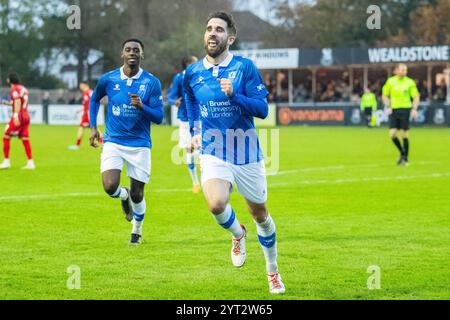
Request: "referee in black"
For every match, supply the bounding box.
[382,64,420,166]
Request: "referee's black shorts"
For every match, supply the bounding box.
[389,108,411,130]
[363,107,373,117]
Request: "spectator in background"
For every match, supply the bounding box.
[353,79,363,96]
[57,95,66,104]
[264,73,276,102]
[42,92,51,107]
[320,81,337,102]
[68,93,77,105]
[294,83,310,102]
[433,78,447,101]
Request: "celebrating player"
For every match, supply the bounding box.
[167,56,201,193]
[89,39,164,245]
[0,73,35,170]
[184,12,285,294]
[382,64,420,166]
[69,82,101,150]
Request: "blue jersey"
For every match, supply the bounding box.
[167,71,188,122]
[90,67,164,149]
[184,54,269,165]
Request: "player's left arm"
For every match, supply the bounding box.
[130,80,164,124]
[220,61,269,119]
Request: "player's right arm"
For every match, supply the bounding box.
[183,68,201,149]
[89,74,108,148]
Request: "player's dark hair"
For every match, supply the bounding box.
[7,73,20,85]
[207,11,237,36]
[182,56,197,70]
[122,38,145,51]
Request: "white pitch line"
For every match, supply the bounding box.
[0,188,192,202]
[269,172,450,187]
[1,172,449,202]
[269,161,444,176]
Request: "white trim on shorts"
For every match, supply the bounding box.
[100,142,151,184]
[199,154,268,204]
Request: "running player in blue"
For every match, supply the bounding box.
[184,12,285,294]
[90,39,164,245]
[167,56,201,193]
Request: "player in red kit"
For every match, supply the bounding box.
[69,82,102,150]
[0,73,35,170]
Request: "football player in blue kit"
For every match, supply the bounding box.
[90,39,164,245]
[184,12,285,294]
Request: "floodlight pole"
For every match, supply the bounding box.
[427,65,432,102]
[311,68,317,102]
[288,69,293,104]
[363,66,368,90]
[349,67,354,94]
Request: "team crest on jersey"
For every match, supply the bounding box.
[200,104,208,117]
[113,84,121,91]
[257,84,265,91]
[112,105,121,116]
[228,71,237,79]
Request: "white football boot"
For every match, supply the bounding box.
[22,160,35,170]
[267,273,286,294]
[0,159,11,170]
[231,225,247,268]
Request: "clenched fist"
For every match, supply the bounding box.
[217,78,234,97]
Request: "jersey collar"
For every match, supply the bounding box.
[203,53,234,70]
[120,67,143,80]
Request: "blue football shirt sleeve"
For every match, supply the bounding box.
[184,68,200,133]
[89,74,108,128]
[230,60,269,119]
[142,79,164,125]
[167,74,181,106]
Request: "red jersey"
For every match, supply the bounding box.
[10,84,29,115]
[82,89,93,114]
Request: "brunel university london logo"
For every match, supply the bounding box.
[112,105,121,116]
[200,104,209,117]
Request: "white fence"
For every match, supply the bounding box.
[0,105,105,125]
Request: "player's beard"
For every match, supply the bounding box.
[205,38,228,59]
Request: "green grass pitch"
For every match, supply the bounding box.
[0,125,449,300]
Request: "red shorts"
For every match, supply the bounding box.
[80,113,90,128]
[5,113,30,138]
